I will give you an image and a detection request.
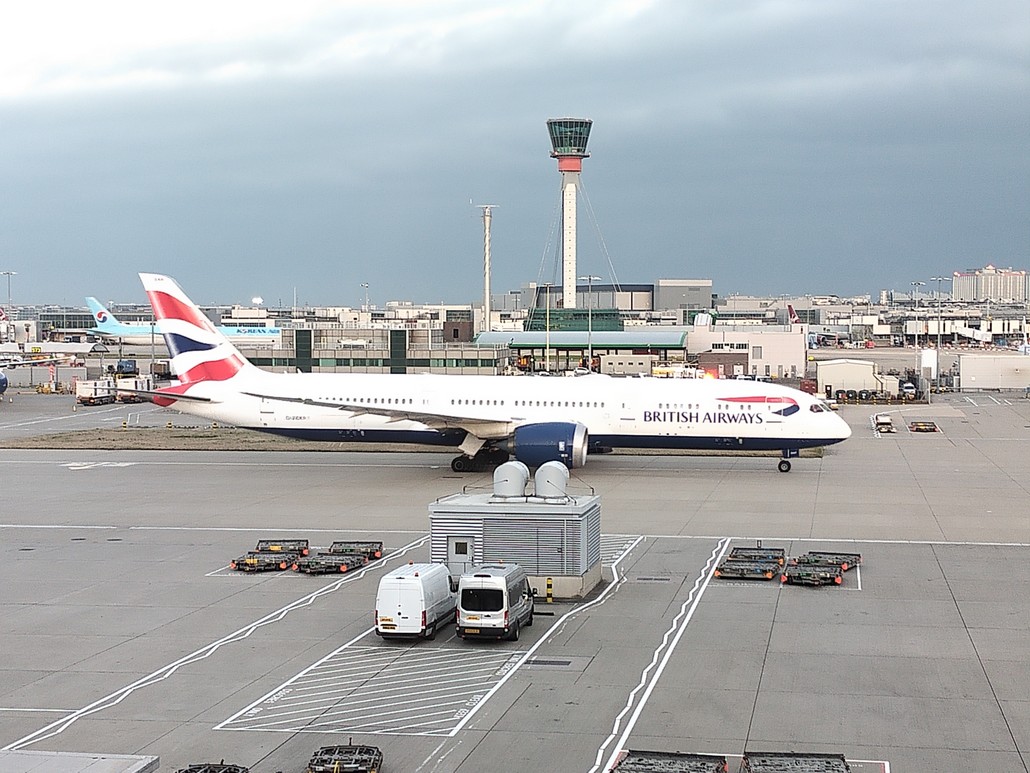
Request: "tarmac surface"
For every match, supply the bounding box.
[0,390,1028,772]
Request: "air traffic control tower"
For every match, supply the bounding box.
[547,118,593,310]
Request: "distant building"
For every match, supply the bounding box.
[952,265,1029,303]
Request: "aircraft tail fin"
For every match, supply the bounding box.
[787,304,802,325]
[85,297,124,330]
[138,274,256,386]
[0,306,7,322]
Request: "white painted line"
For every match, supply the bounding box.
[0,524,117,530]
[3,535,428,751]
[592,538,731,773]
[0,405,130,430]
[447,534,646,737]
[964,397,979,406]
[133,525,425,535]
[0,708,74,713]
[216,631,376,729]
[855,563,862,591]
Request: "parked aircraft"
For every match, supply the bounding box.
[134,273,851,472]
[86,297,281,347]
[0,353,70,396]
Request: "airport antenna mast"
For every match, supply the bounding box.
[475,204,498,334]
[547,118,592,310]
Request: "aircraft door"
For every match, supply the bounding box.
[259,397,276,427]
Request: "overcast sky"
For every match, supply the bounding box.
[1,0,1027,307]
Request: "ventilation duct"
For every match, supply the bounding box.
[493,460,530,498]
[534,460,570,500]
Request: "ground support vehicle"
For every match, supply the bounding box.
[456,563,535,641]
[307,743,383,773]
[230,551,297,572]
[781,563,843,587]
[794,551,862,572]
[376,563,457,639]
[610,749,728,771]
[293,552,368,574]
[115,375,153,402]
[741,751,850,772]
[175,765,250,773]
[329,540,383,560]
[728,546,785,565]
[255,538,310,556]
[714,560,780,580]
[909,420,939,432]
[75,378,116,406]
[873,413,895,433]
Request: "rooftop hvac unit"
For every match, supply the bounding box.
[534,460,569,500]
[492,461,529,498]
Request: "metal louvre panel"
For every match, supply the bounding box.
[429,519,484,564]
[584,510,601,566]
[482,518,584,575]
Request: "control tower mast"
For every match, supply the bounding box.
[546,118,593,310]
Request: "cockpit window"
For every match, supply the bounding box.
[809,403,826,413]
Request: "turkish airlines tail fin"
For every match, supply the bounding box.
[139,273,257,387]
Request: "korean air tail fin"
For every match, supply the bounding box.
[138,273,258,386]
[86,297,124,331]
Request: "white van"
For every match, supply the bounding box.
[374,563,456,640]
[456,564,535,642]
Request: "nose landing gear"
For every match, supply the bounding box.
[778,448,799,472]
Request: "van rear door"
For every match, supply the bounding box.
[379,581,425,635]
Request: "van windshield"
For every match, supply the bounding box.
[462,588,503,612]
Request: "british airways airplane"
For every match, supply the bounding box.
[86,297,281,347]
[135,273,851,473]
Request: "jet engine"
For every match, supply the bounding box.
[0,372,8,395]
[510,421,588,469]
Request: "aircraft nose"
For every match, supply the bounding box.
[837,415,852,440]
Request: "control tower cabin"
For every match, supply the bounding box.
[547,118,593,310]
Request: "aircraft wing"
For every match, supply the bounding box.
[241,391,516,438]
[1,355,72,368]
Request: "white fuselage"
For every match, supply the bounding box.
[168,368,851,451]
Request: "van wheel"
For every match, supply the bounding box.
[425,622,436,640]
[525,610,534,627]
[507,622,520,642]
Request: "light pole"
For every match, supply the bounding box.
[0,271,15,311]
[931,276,951,389]
[360,283,369,313]
[543,283,553,372]
[578,275,601,371]
[910,281,925,347]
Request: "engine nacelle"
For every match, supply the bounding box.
[511,422,588,469]
[0,372,8,395]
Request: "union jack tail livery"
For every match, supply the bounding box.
[140,273,255,395]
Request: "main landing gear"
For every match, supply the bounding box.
[450,447,510,473]
[777,459,792,473]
